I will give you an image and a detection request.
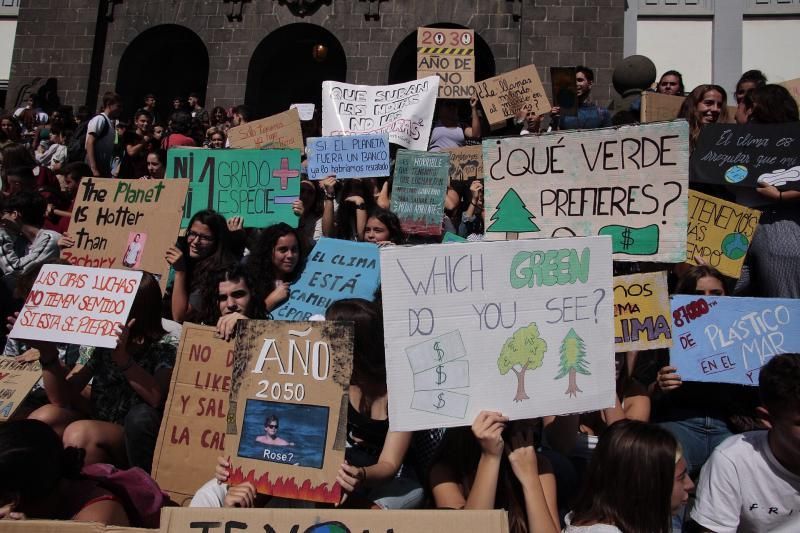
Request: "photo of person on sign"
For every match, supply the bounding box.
[255,414,294,447]
[122,232,146,268]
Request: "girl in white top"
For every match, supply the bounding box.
[564,420,693,533]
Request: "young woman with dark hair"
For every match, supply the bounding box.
[246,222,304,314]
[430,414,559,533]
[734,69,767,105]
[0,419,130,525]
[23,273,177,473]
[653,265,760,478]
[657,70,685,96]
[731,84,800,298]
[565,420,692,533]
[364,207,405,246]
[320,176,376,241]
[678,85,728,149]
[327,298,423,509]
[165,209,238,322]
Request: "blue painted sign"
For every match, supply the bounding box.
[271,238,381,321]
[306,133,390,180]
[670,295,800,386]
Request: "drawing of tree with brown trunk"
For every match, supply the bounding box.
[555,328,590,397]
[497,323,547,402]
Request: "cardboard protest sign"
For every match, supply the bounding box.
[321,77,440,151]
[227,108,303,150]
[151,324,233,505]
[483,121,690,262]
[390,149,450,236]
[613,272,672,352]
[442,144,483,182]
[687,190,761,278]
[271,237,381,321]
[168,148,301,228]
[779,77,800,108]
[551,67,578,116]
[381,236,615,432]
[65,177,187,287]
[640,92,685,122]
[669,295,800,386]
[0,521,147,533]
[0,357,42,421]
[160,508,510,533]
[290,103,316,121]
[225,321,353,504]
[417,26,475,99]
[474,65,551,125]
[306,133,390,180]
[8,265,142,349]
[690,123,800,189]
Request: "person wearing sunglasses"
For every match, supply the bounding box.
[255,415,293,446]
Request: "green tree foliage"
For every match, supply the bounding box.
[497,322,547,401]
[555,328,590,397]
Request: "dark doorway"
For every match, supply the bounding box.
[246,24,347,120]
[388,24,496,85]
[115,25,209,124]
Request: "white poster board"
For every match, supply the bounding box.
[8,264,142,349]
[321,77,440,151]
[483,121,690,262]
[381,236,615,432]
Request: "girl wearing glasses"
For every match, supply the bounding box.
[165,209,238,322]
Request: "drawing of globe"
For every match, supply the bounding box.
[724,165,748,184]
[722,232,749,260]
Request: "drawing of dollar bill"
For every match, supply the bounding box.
[413,360,470,391]
[410,390,470,418]
[405,330,466,374]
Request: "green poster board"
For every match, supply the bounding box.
[167,148,301,228]
[391,149,449,236]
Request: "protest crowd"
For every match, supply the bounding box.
[1,31,799,533]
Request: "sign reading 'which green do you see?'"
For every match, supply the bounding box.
[167,148,301,228]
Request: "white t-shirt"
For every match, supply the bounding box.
[563,513,623,533]
[123,241,142,265]
[691,431,800,533]
[85,113,115,175]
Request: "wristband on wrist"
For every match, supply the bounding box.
[779,190,783,203]
[325,192,336,200]
[354,203,366,210]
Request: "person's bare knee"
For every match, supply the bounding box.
[28,404,81,438]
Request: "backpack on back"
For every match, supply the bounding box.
[67,115,109,163]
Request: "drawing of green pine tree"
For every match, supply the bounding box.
[487,188,540,240]
[555,328,590,397]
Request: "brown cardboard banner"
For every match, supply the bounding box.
[0,522,150,533]
[442,144,483,182]
[151,324,235,505]
[65,177,188,290]
[225,321,354,504]
[417,27,475,99]
[228,108,304,150]
[0,355,42,422]
[779,77,800,108]
[160,508,510,533]
[474,65,551,125]
[640,92,685,122]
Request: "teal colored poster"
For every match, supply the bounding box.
[670,295,800,385]
[391,149,449,236]
[167,148,301,228]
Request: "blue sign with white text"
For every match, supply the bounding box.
[670,295,800,386]
[271,238,381,321]
[306,133,390,180]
